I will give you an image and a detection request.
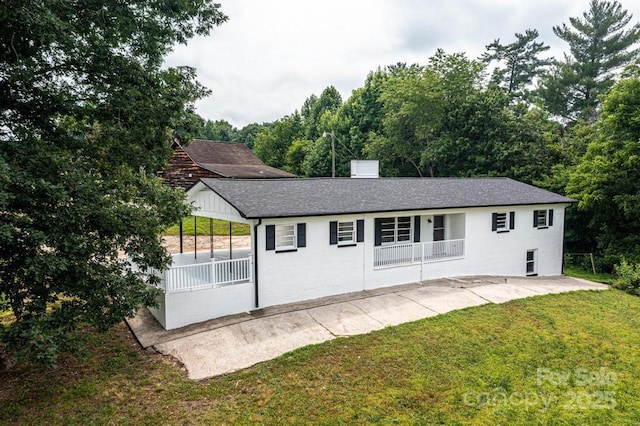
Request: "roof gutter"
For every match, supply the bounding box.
[253,218,261,308]
[237,202,576,220]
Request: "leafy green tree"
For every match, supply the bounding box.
[302,137,333,177]
[367,52,488,177]
[254,87,343,176]
[540,0,640,121]
[0,1,226,366]
[481,29,550,99]
[424,89,528,179]
[177,115,238,141]
[284,139,311,176]
[538,120,600,268]
[201,119,238,141]
[365,63,435,177]
[253,113,303,169]
[316,70,387,176]
[302,107,359,177]
[362,50,561,182]
[567,75,640,269]
[351,70,388,140]
[233,123,270,149]
[301,86,343,140]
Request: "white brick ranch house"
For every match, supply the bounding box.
[148,177,574,330]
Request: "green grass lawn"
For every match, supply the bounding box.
[2,290,639,424]
[163,216,250,236]
[564,266,614,284]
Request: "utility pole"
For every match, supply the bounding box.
[323,131,336,178]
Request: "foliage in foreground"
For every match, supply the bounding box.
[612,261,640,296]
[1,290,639,424]
[0,1,226,366]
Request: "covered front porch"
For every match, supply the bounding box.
[159,185,256,293]
[373,212,466,269]
[148,185,258,330]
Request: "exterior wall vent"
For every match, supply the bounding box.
[351,160,379,178]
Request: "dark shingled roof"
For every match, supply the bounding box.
[180,139,295,178]
[195,177,575,219]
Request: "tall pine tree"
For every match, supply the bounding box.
[482,29,550,100]
[540,0,640,121]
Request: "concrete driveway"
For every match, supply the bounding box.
[127,276,608,380]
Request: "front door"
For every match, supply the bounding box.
[433,215,445,241]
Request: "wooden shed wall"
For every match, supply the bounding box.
[161,145,222,190]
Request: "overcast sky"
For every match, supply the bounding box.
[165,0,640,128]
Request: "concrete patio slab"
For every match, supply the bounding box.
[128,276,610,380]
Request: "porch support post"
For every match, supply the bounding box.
[179,220,183,254]
[210,218,213,259]
[229,221,233,260]
[253,219,261,308]
[194,216,197,259]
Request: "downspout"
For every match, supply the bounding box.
[253,218,262,308]
[561,206,567,276]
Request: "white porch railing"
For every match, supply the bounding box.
[374,239,465,268]
[161,256,252,293]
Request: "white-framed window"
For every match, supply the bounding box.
[492,211,515,232]
[338,221,355,245]
[378,216,412,245]
[533,209,554,229]
[330,219,363,246]
[276,224,296,250]
[526,249,537,275]
[266,223,306,252]
[397,216,412,242]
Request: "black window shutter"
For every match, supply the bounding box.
[414,216,421,242]
[509,211,515,230]
[491,213,498,231]
[266,225,275,250]
[374,218,382,246]
[297,223,306,247]
[533,210,539,227]
[356,219,364,242]
[329,221,338,245]
[548,209,554,226]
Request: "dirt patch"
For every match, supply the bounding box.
[161,235,250,254]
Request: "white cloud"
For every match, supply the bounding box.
[164,0,640,128]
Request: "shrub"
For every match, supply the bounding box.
[612,261,640,296]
